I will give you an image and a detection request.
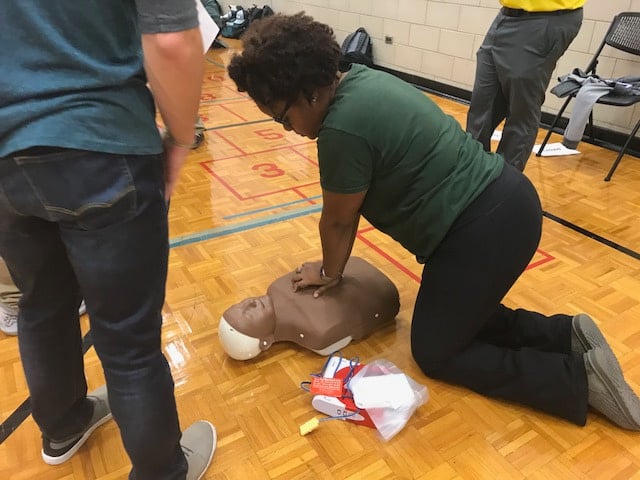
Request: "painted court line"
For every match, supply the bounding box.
[0,332,95,444]
[223,195,322,219]
[204,118,271,131]
[170,204,323,248]
[543,211,640,260]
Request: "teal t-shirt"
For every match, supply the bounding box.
[0,0,198,157]
[318,65,504,261]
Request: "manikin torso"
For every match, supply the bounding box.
[219,257,400,359]
[268,257,399,351]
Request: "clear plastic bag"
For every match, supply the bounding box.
[348,359,428,441]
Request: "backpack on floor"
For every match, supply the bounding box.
[247,4,275,24]
[221,6,249,39]
[200,0,225,28]
[339,27,373,72]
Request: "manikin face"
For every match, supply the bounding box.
[219,295,277,360]
[222,295,276,339]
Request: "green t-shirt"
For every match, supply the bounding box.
[318,65,504,262]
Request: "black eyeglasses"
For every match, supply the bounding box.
[273,99,293,129]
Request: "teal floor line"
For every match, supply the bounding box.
[223,195,322,219]
[205,57,226,68]
[170,204,322,248]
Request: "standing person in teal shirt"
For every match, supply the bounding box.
[466,1,584,171]
[229,13,640,431]
[0,1,216,477]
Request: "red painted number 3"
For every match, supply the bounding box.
[252,163,284,178]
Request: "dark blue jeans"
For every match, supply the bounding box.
[0,149,187,479]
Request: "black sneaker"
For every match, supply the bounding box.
[42,385,112,465]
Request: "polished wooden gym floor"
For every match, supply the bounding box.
[1,42,639,480]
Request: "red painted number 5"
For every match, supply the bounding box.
[255,129,284,140]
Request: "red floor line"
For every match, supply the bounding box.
[218,103,248,122]
[290,146,319,167]
[525,249,555,270]
[357,232,422,283]
[203,142,315,162]
[358,228,554,282]
[213,130,247,156]
[199,97,249,107]
[199,163,245,201]
[200,161,320,200]
[239,182,320,200]
[291,187,318,205]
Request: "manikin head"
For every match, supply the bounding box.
[218,295,276,360]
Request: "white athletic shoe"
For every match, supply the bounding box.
[0,303,18,336]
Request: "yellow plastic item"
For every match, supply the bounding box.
[299,417,320,436]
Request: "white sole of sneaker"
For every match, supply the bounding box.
[41,412,113,466]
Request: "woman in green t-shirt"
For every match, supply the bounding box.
[228,13,640,431]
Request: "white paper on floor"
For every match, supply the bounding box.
[532,142,580,156]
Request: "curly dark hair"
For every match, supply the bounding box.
[227,13,341,107]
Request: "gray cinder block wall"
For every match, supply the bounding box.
[219,0,640,137]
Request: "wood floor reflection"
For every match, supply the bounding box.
[1,41,639,480]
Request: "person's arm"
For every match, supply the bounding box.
[292,189,366,297]
[143,29,203,198]
[135,0,204,198]
[292,128,371,295]
[319,189,364,280]
[142,29,203,146]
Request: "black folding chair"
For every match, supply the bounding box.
[537,12,640,181]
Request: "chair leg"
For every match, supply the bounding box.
[604,118,640,181]
[537,97,572,157]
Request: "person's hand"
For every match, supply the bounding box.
[291,260,342,298]
[163,139,190,200]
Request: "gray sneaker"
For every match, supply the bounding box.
[0,304,18,336]
[182,420,217,480]
[571,314,614,359]
[42,385,113,465]
[584,347,640,430]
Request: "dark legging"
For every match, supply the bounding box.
[411,163,588,425]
